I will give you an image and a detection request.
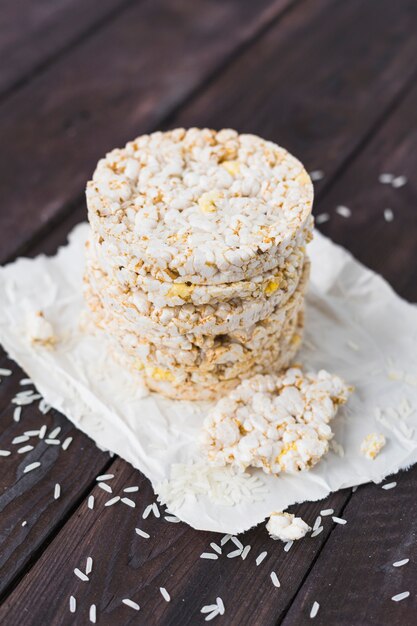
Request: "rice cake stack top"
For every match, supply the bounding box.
[86,128,313,284]
[85,128,314,400]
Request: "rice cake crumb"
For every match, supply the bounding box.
[26,310,56,347]
[203,367,352,475]
[360,433,386,460]
[266,512,310,542]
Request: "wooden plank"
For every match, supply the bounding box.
[0,362,111,597]
[0,0,414,623]
[0,0,132,98]
[280,469,417,625]
[278,78,417,626]
[171,0,417,198]
[305,82,417,302]
[0,455,349,625]
[0,0,294,264]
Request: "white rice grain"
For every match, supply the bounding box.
[96,474,114,481]
[13,407,22,422]
[160,587,171,602]
[284,541,293,552]
[38,425,47,439]
[332,516,347,525]
[384,208,394,222]
[309,170,324,182]
[23,461,41,473]
[392,175,407,188]
[88,495,95,510]
[105,496,120,507]
[48,426,61,439]
[311,526,324,538]
[86,557,93,575]
[320,509,334,516]
[310,601,320,618]
[382,482,397,490]
[393,559,409,567]
[98,482,112,493]
[241,545,251,560]
[62,437,73,450]
[315,213,330,225]
[270,571,280,587]
[121,497,135,508]
[0,450,11,457]
[45,439,60,445]
[164,515,180,523]
[227,549,242,559]
[74,568,89,582]
[123,486,139,492]
[122,599,140,611]
[201,553,218,560]
[89,604,96,623]
[12,435,29,444]
[54,483,61,499]
[379,173,394,184]
[256,551,267,566]
[0,368,12,376]
[135,528,150,539]
[217,597,225,615]
[69,596,76,613]
[336,205,351,218]
[210,542,222,554]
[391,591,410,602]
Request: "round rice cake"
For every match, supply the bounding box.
[86,128,314,285]
[85,247,310,338]
[84,271,305,369]
[86,233,309,308]
[109,313,305,401]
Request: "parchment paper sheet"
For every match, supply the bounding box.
[1,223,417,533]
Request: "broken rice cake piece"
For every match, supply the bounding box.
[266,511,311,541]
[360,433,386,460]
[203,367,352,475]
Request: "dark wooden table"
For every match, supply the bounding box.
[0,0,416,623]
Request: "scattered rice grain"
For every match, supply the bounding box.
[54,483,61,499]
[121,497,135,508]
[332,516,347,525]
[74,568,89,582]
[270,571,280,587]
[23,461,41,473]
[105,496,120,507]
[256,551,267,566]
[69,596,76,613]
[393,559,409,567]
[382,482,397,490]
[336,205,351,218]
[391,591,410,602]
[160,587,171,602]
[62,437,73,450]
[122,599,140,611]
[310,601,320,618]
[135,528,150,539]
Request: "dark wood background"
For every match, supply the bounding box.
[0,0,416,624]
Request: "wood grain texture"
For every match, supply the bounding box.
[0,456,349,626]
[0,0,416,623]
[0,362,111,597]
[309,82,417,302]
[281,470,417,625]
[0,0,132,98]
[278,72,417,626]
[0,0,294,264]
[171,0,417,197]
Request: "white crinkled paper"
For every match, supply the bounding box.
[1,223,417,534]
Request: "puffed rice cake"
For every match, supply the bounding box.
[84,128,314,400]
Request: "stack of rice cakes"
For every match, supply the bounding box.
[84,128,314,400]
